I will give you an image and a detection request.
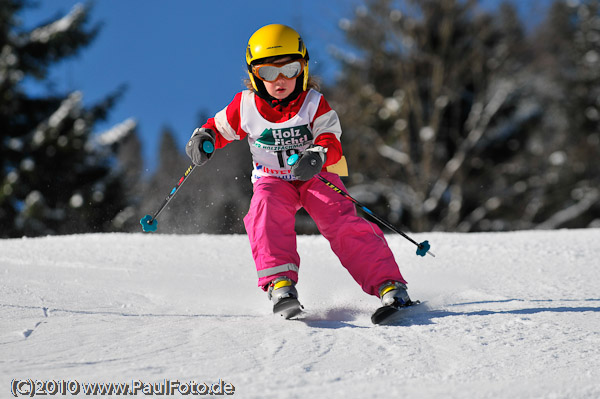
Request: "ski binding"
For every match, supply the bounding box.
[273,297,304,319]
[371,300,420,325]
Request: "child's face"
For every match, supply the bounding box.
[259,56,298,100]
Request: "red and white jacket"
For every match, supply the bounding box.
[202,89,343,183]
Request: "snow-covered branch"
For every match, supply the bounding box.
[29,4,85,44]
[377,143,410,165]
[96,118,137,146]
[423,80,514,213]
[32,91,82,148]
[536,188,599,230]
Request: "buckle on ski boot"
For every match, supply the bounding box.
[267,277,303,319]
[379,281,411,307]
[267,277,298,303]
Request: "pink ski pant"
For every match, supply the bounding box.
[243,172,406,297]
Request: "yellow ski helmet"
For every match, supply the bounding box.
[246,24,310,92]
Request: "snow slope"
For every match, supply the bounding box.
[1,229,600,398]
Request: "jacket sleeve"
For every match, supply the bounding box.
[201,92,247,149]
[312,96,343,167]
[314,133,342,167]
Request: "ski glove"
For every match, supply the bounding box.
[291,145,327,181]
[186,127,215,166]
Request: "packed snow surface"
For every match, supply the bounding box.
[1,229,600,398]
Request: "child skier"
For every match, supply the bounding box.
[186,24,412,319]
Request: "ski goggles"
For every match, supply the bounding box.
[252,59,305,82]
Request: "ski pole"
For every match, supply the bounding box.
[287,154,435,257]
[317,174,435,257]
[140,141,214,232]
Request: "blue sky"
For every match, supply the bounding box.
[19,0,354,173]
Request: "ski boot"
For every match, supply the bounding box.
[371,281,418,325]
[267,277,303,319]
[379,281,412,307]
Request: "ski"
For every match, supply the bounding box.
[371,300,421,325]
[273,297,304,319]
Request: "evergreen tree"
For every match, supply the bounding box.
[140,127,192,234]
[138,126,253,235]
[326,0,546,232]
[0,1,136,237]
[529,0,600,229]
[110,119,144,231]
[198,132,253,234]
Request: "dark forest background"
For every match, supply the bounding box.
[1,0,599,238]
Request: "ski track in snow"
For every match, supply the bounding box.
[1,230,600,398]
